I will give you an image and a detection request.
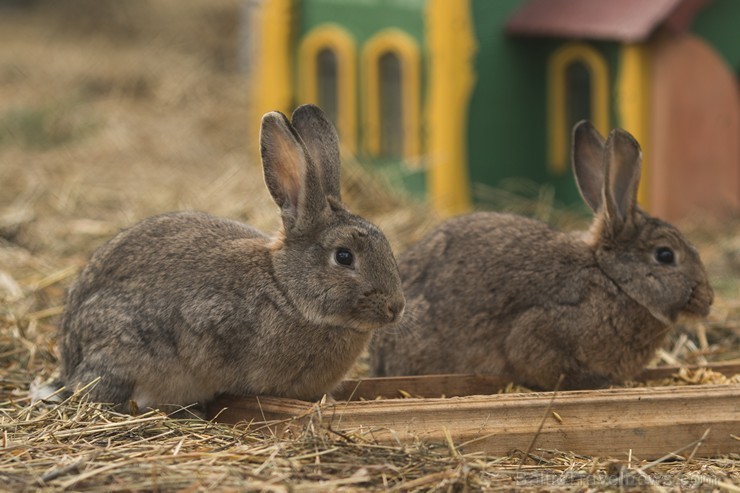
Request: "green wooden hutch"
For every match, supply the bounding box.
[247,0,739,220]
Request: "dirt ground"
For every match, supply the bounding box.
[0,1,738,491]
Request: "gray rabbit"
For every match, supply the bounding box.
[371,122,713,390]
[39,104,405,409]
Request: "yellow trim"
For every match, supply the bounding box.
[424,0,476,216]
[617,43,651,208]
[548,42,610,174]
[298,25,357,154]
[251,0,294,130]
[362,29,421,161]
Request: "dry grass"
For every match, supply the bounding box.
[3,390,739,492]
[0,1,738,491]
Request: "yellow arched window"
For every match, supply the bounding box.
[548,42,609,174]
[362,29,421,162]
[299,25,357,153]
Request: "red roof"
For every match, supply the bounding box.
[506,0,709,42]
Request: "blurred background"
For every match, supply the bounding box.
[244,0,740,220]
[0,0,738,382]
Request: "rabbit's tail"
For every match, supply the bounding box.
[29,376,70,403]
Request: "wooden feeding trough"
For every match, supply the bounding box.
[207,363,740,459]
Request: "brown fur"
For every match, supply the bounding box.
[53,105,405,409]
[370,122,713,390]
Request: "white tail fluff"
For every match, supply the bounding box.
[29,377,65,403]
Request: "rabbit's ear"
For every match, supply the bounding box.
[572,121,606,213]
[291,104,342,202]
[603,128,642,232]
[260,111,328,232]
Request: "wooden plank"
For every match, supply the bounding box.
[208,384,739,459]
[206,364,740,459]
[334,363,740,401]
[332,374,513,401]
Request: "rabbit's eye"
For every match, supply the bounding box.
[655,247,675,265]
[335,248,354,267]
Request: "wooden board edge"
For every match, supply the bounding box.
[207,383,740,459]
[333,362,740,401]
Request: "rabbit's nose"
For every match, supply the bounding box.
[386,296,406,323]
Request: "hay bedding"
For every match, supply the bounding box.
[2,387,739,492]
[1,1,738,491]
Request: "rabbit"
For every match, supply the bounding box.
[35,104,405,410]
[370,121,713,390]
